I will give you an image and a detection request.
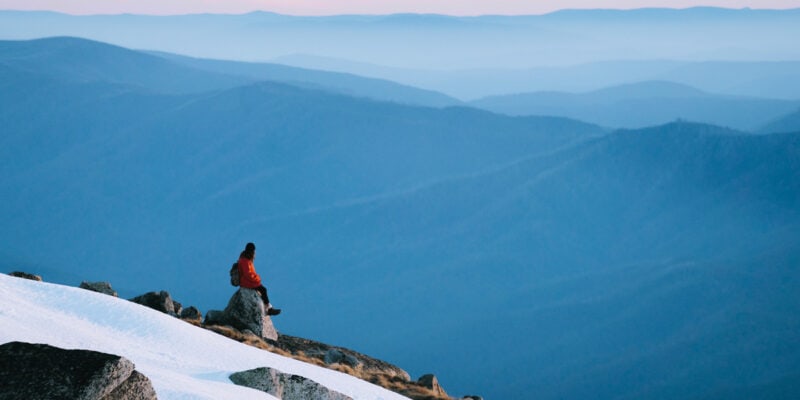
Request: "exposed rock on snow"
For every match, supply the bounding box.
[130,291,176,316]
[324,349,362,369]
[224,288,276,340]
[417,374,447,398]
[205,288,278,341]
[8,271,42,281]
[230,366,352,400]
[171,300,183,316]
[105,370,157,400]
[128,291,197,322]
[203,309,226,325]
[0,341,157,400]
[179,306,202,322]
[80,281,119,297]
[274,335,411,382]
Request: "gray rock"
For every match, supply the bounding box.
[230,366,352,400]
[324,349,362,368]
[129,291,175,315]
[203,309,226,326]
[418,374,447,397]
[460,396,483,400]
[80,281,119,297]
[179,306,202,321]
[8,271,42,281]
[0,341,157,400]
[104,371,158,400]
[223,288,278,341]
[274,335,410,381]
[171,300,183,316]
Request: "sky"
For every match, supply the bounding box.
[1,0,799,16]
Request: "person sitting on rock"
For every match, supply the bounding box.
[238,242,281,316]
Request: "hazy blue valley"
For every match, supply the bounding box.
[2,8,800,400]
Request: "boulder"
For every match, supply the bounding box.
[460,396,483,400]
[222,288,278,341]
[203,309,226,326]
[0,341,157,400]
[324,349,362,369]
[274,335,411,381]
[129,291,175,315]
[104,371,158,400]
[8,271,42,281]
[230,366,352,400]
[179,306,202,322]
[80,281,118,297]
[418,374,448,398]
[171,300,183,316]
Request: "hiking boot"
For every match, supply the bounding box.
[267,308,281,316]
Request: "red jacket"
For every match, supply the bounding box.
[237,257,262,288]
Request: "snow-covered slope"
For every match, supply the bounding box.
[0,274,409,400]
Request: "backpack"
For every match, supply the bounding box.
[230,262,240,286]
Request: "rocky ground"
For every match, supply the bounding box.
[202,324,455,400]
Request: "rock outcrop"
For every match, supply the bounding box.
[324,349,361,369]
[222,288,276,339]
[417,374,448,398]
[204,288,278,341]
[8,271,42,281]
[127,290,200,323]
[179,306,202,322]
[129,291,176,316]
[105,370,157,400]
[80,281,118,297]
[417,374,448,397]
[0,341,157,400]
[203,309,226,325]
[230,366,352,400]
[273,334,410,381]
[171,300,183,316]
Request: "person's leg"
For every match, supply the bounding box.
[256,285,281,315]
[255,285,269,305]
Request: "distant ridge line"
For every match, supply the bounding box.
[1,6,800,18]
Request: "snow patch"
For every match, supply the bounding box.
[0,274,409,400]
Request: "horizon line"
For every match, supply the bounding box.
[2,6,799,18]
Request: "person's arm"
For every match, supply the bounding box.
[238,259,262,286]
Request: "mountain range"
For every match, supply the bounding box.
[271,57,800,101]
[759,108,800,134]
[3,8,800,103]
[0,36,459,107]
[1,36,799,400]
[150,51,460,107]
[1,8,799,69]
[470,81,800,131]
[5,37,797,132]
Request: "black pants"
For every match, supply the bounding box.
[254,285,270,305]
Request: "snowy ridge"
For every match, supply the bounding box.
[0,274,410,400]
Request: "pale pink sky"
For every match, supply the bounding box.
[1,0,799,16]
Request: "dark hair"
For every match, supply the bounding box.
[241,242,256,260]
